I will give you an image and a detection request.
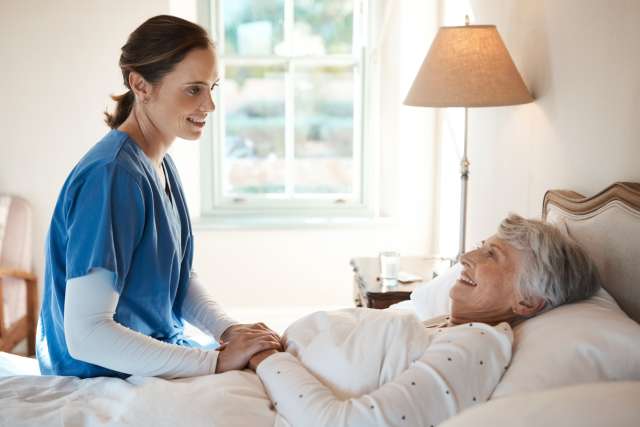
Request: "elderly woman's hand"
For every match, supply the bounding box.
[215,325,282,373]
[248,349,280,371]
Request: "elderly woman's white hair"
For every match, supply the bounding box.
[497,214,602,311]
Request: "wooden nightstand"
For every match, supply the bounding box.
[350,257,451,309]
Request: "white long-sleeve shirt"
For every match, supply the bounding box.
[256,309,513,427]
[64,268,238,378]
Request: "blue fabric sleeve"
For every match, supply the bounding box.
[65,164,146,294]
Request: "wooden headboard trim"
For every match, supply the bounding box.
[542,182,640,220]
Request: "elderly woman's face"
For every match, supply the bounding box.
[449,235,523,325]
[147,46,219,141]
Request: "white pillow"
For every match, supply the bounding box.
[492,288,640,398]
[407,262,461,320]
[441,381,640,427]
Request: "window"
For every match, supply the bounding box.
[201,0,371,222]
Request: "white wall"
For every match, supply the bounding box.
[0,0,441,308]
[436,0,640,250]
[0,0,170,297]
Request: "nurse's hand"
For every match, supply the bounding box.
[215,328,282,373]
[220,322,281,345]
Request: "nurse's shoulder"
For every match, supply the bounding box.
[56,129,152,216]
[71,129,147,185]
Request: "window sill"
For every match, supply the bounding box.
[191,215,397,231]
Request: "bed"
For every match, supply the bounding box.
[1,182,640,427]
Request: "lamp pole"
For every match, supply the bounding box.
[457,16,471,262]
[458,107,469,261]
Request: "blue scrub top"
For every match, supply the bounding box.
[37,129,194,378]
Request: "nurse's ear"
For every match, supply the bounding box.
[128,71,153,105]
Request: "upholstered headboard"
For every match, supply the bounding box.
[542,182,640,323]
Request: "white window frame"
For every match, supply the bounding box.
[199,0,376,223]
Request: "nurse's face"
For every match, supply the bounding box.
[146,46,219,141]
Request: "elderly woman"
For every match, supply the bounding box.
[247,214,602,427]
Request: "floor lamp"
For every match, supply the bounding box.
[404,17,533,260]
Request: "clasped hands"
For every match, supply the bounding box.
[215,323,282,373]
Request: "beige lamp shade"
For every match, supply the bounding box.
[404,25,533,107]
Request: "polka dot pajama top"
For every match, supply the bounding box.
[256,310,513,427]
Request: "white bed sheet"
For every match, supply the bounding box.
[0,352,276,427]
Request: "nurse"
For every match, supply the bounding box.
[36,15,281,379]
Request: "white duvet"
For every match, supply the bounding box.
[0,367,275,427]
[0,309,512,427]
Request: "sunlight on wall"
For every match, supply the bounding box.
[436,108,464,258]
[169,0,197,21]
[169,0,203,218]
[442,0,475,26]
[395,0,437,252]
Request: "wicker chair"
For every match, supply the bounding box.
[0,195,38,356]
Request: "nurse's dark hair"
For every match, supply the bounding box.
[104,15,214,129]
